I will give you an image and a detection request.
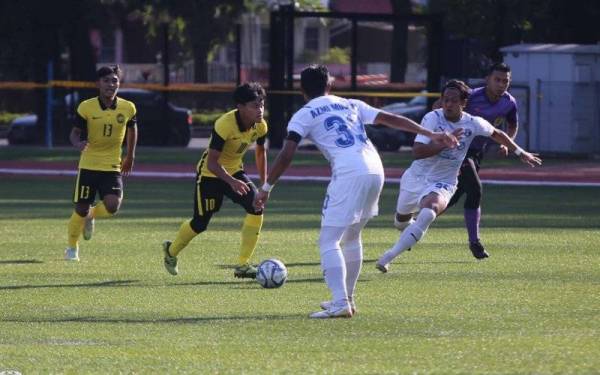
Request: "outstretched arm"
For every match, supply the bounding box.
[490,129,541,167]
[374,111,461,148]
[498,120,519,156]
[412,128,464,159]
[254,138,299,210]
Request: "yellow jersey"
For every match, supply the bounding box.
[198,109,267,177]
[75,97,137,172]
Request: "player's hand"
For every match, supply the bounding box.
[229,179,250,195]
[498,145,509,157]
[431,128,463,149]
[253,190,270,211]
[520,151,542,167]
[121,156,134,176]
[74,141,88,152]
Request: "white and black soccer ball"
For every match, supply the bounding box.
[256,258,288,289]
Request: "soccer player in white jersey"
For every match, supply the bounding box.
[254,65,460,319]
[376,79,541,273]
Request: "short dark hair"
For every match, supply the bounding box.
[442,79,471,100]
[233,82,265,105]
[300,65,330,98]
[97,65,122,80]
[488,62,511,75]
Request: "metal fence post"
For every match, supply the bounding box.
[45,60,54,149]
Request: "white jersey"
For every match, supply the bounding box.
[406,109,495,185]
[287,95,384,178]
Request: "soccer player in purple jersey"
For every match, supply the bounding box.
[402,63,519,259]
[449,63,518,259]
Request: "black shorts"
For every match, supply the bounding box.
[194,171,261,218]
[463,148,484,171]
[72,169,123,204]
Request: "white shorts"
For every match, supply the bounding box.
[321,173,384,227]
[395,170,456,215]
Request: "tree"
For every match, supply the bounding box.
[428,0,600,67]
[133,0,245,83]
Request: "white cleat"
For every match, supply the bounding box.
[320,300,357,315]
[375,261,389,273]
[309,303,353,319]
[64,247,80,261]
[83,217,95,241]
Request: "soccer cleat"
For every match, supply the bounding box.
[83,216,95,241]
[309,303,353,319]
[320,299,357,315]
[375,261,389,273]
[162,240,178,275]
[469,240,490,260]
[64,247,80,261]
[234,264,257,279]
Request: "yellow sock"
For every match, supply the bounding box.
[170,220,198,256]
[67,211,85,248]
[238,214,263,265]
[90,202,113,218]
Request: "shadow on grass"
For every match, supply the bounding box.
[363,258,473,265]
[0,259,44,264]
[3,313,306,324]
[173,277,325,287]
[0,279,139,290]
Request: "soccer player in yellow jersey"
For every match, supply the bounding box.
[162,82,267,278]
[64,65,138,261]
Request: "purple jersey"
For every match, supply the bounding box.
[465,87,518,151]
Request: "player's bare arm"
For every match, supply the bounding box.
[122,124,137,176]
[254,138,299,210]
[498,120,519,156]
[374,111,461,148]
[490,129,542,167]
[412,128,464,159]
[255,143,267,185]
[69,127,87,152]
[207,148,250,195]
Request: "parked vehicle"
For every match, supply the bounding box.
[8,88,192,146]
[365,94,429,151]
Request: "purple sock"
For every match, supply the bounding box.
[464,207,481,243]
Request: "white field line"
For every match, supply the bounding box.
[1,168,599,187]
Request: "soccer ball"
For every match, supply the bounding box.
[256,258,288,288]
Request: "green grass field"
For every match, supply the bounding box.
[1,175,599,374]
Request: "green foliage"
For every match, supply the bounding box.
[297,47,350,64]
[191,110,226,128]
[321,47,350,64]
[0,177,599,373]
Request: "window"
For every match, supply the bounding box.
[260,27,270,63]
[305,27,319,51]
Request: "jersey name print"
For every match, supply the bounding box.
[287,95,384,178]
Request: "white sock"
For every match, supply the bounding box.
[341,220,367,301]
[321,249,348,305]
[379,208,437,265]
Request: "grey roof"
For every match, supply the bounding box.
[500,43,600,54]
